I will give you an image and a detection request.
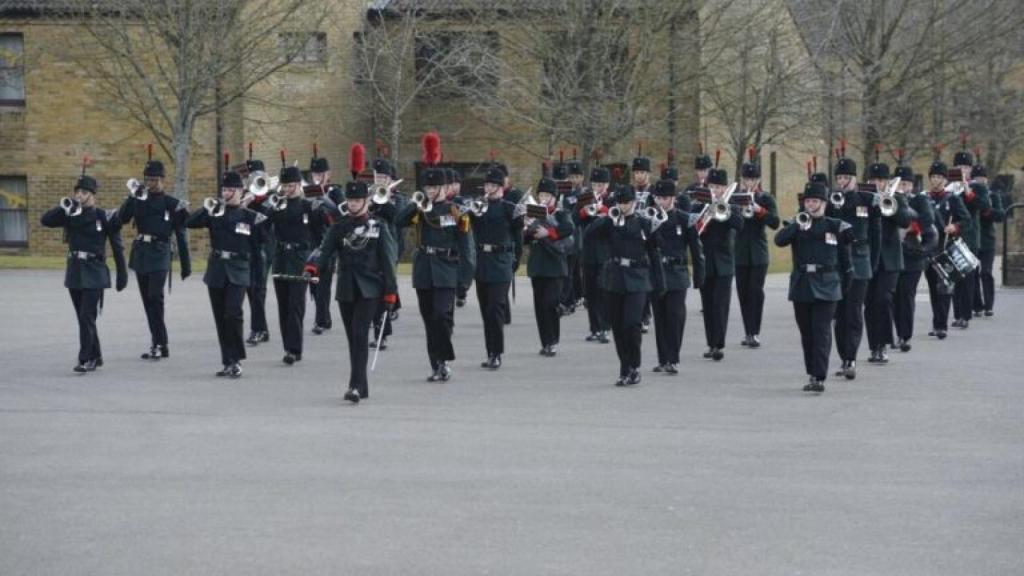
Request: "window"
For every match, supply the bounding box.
[279,32,326,64]
[414,31,498,99]
[0,176,28,247]
[0,33,25,106]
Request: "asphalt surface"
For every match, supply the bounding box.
[1,268,1022,575]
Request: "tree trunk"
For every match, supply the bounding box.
[172,116,195,202]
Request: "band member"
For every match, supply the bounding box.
[829,143,878,379]
[471,166,523,369]
[679,145,712,211]
[734,149,780,348]
[864,153,915,364]
[118,148,191,360]
[576,167,614,343]
[893,162,937,352]
[971,161,1004,317]
[257,155,338,365]
[924,160,971,339]
[395,132,470,382]
[632,153,654,333]
[650,179,704,374]
[305,178,398,403]
[496,162,524,325]
[949,146,990,329]
[40,169,128,372]
[370,155,406,350]
[186,165,267,378]
[694,166,743,361]
[525,178,575,356]
[309,149,343,335]
[661,160,691,213]
[559,157,585,314]
[585,185,664,386]
[450,169,477,309]
[243,156,274,346]
[775,181,853,393]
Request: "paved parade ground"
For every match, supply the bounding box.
[1,269,1022,575]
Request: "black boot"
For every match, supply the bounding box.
[344,388,360,403]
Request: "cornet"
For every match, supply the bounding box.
[608,205,626,227]
[203,197,226,217]
[338,202,351,217]
[60,196,82,217]
[248,171,277,198]
[795,211,812,230]
[371,179,404,205]
[642,205,668,231]
[879,177,901,217]
[126,178,148,201]
[267,193,288,212]
[411,190,433,213]
[830,190,845,209]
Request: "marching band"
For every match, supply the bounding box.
[42,135,1010,397]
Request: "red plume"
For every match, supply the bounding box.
[349,143,366,178]
[147,142,153,161]
[637,141,643,156]
[748,146,756,162]
[659,162,667,173]
[248,142,253,161]
[714,149,721,168]
[960,132,968,150]
[559,148,564,163]
[376,139,383,156]
[839,138,847,158]
[421,132,441,166]
[279,149,287,167]
[313,142,319,158]
[81,154,91,176]
[698,141,704,155]
[813,155,818,172]
[806,161,812,178]
[974,146,982,161]
[874,143,881,162]
[223,151,230,171]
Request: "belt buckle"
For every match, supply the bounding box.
[220,251,231,260]
[483,245,493,253]
[621,258,631,268]
[76,252,88,260]
[806,264,817,273]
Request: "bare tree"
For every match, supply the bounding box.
[45,0,328,198]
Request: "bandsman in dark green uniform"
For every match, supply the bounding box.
[924,159,972,339]
[679,146,712,212]
[632,153,655,334]
[525,178,575,357]
[559,157,585,314]
[828,143,878,379]
[370,155,406,350]
[650,179,704,374]
[950,146,990,328]
[775,181,853,393]
[575,167,614,343]
[893,161,937,352]
[308,149,344,336]
[255,157,339,365]
[118,151,192,361]
[971,161,1003,317]
[734,149,780,348]
[243,156,274,346]
[186,165,268,378]
[470,166,524,369]
[41,171,128,373]
[305,178,398,403]
[585,185,664,386]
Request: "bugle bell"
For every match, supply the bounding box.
[411,190,433,213]
[371,179,404,205]
[830,191,845,209]
[608,205,625,227]
[879,177,901,217]
[126,178,148,201]
[267,193,287,212]
[203,197,226,217]
[642,205,668,230]
[712,199,731,222]
[795,211,812,230]
[60,196,82,217]
[247,171,276,198]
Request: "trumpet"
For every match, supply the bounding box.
[248,171,277,198]
[370,179,404,205]
[608,205,626,227]
[830,190,845,209]
[641,205,668,230]
[267,193,288,212]
[585,203,603,217]
[203,197,226,217]
[60,196,82,217]
[879,177,901,217]
[411,190,433,213]
[126,178,148,200]
[795,211,812,230]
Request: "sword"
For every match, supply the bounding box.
[272,273,319,284]
[371,310,389,371]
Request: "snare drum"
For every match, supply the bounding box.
[930,237,979,289]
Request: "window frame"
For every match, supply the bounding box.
[0,175,29,248]
[0,32,26,107]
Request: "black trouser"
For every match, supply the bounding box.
[70,288,102,364]
[606,291,646,377]
[416,287,456,368]
[137,270,168,346]
[973,249,996,313]
[736,265,768,337]
[653,288,687,365]
[953,268,976,322]
[583,263,608,333]
[372,297,393,343]
[834,276,868,361]
[794,300,838,380]
[340,291,376,398]
[273,278,306,355]
[699,275,733,349]
[476,281,510,356]
[312,259,334,329]
[925,267,952,331]
[209,284,246,366]
[247,269,269,334]
[894,269,923,341]
[560,254,581,307]
[865,270,898,351]
[531,276,563,348]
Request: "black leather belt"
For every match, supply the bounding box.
[211,249,250,261]
[661,255,685,266]
[799,264,836,273]
[279,242,309,251]
[422,246,459,258]
[477,243,512,254]
[136,234,168,243]
[68,250,102,261]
